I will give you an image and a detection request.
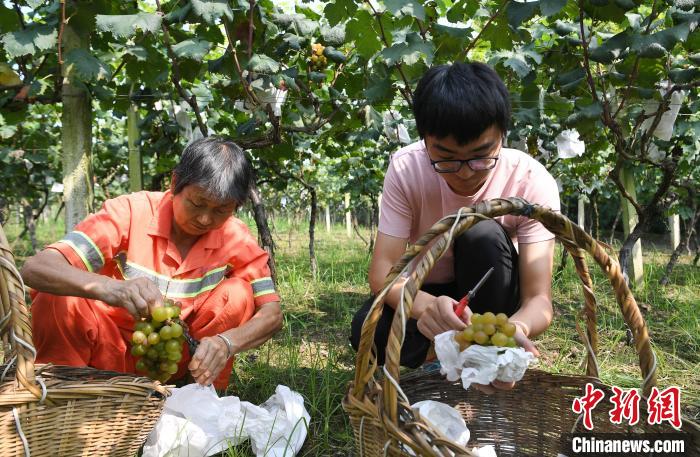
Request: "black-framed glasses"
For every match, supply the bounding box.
[430,156,499,173]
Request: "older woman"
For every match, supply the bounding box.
[21,136,282,389]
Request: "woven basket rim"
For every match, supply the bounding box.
[0,222,171,457]
[0,224,169,401]
[344,197,671,456]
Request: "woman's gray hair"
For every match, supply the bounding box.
[172,136,253,204]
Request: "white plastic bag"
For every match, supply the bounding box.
[435,331,536,390]
[143,384,309,457]
[244,385,310,457]
[143,413,211,457]
[234,79,289,117]
[382,110,411,144]
[471,445,498,457]
[641,87,685,141]
[412,400,470,446]
[409,400,497,456]
[555,129,585,159]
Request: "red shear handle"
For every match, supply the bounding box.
[454,296,469,319]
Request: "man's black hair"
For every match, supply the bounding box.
[172,136,252,205]
[413,62,511,144]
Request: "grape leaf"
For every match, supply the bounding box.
[0,123,17,139]
[323,0,357,26]
[124,45,148,61]
[64,49,111,82]
[385,0,426,21]
[346,11,381,59]
[364,77,392,102]
[191,0,234,23]
[588,31,630,63]
[504,55,532,78]
[379,32,434,66]
[1,24,57,58]
[0,5,20,34]
[95,13,162,38]
[172,39,211,60]
[507,1,540,28]
[541,0,567,17]
[321,23,346,46]
[248,54,280,73]
[669,67,699,83]
[294,16,317,36]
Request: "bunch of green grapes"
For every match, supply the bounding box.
[310,43,327,70]
[130,300,185,383]
[454,312,518,351]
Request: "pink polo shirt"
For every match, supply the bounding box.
[378,141,560,284]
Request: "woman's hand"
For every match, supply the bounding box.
[188,336,229,386]
[473,321,540,394]
[100,277,163,319]
[416,295,467,340]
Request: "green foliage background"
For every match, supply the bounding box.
[0,0,698,266]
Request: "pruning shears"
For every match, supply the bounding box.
[180,320,200,355]
[454,267,494,318]
[164,283,199,355]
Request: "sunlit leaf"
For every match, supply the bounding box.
[321,23,346,46]
[1,25,56,58]
[379,32,433,66]
[588,31,630,63]
[191,0,234,23]
[248,54,280,74]
[124,45,148,61]
[385,0,426,21]
[346,11,381,59]
[507,1,540,28]
[64,49,111,82]
[95,13,162,38]
[172,39,211,60]
[324,0,357,26]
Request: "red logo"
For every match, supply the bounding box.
[609,386,641,425]
[647,386,682,428]
[572,383,605,430]
[572,384,683,430]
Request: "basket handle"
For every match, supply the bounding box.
[0,224,41,396]
[351,197,656,426]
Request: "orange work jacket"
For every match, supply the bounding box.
[47,190,279,322]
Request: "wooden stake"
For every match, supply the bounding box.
[620,167,644,287]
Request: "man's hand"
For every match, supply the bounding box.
[101,277,164,319]
[188,336,229,386]
[473,322,540,394]
[471,239,554,395]
[416,295,467,340]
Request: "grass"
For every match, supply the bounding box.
[4,215,699,456]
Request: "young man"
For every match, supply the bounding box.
[350,62,560,392]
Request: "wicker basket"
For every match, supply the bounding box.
[344,197,700,456]
[0,223,169,456]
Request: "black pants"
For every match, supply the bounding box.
[350,219,520,368]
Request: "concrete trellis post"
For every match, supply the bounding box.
[621,167,644,287]
[345,193,352,238]
[669,215,680,250]
[578,196,585,232]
